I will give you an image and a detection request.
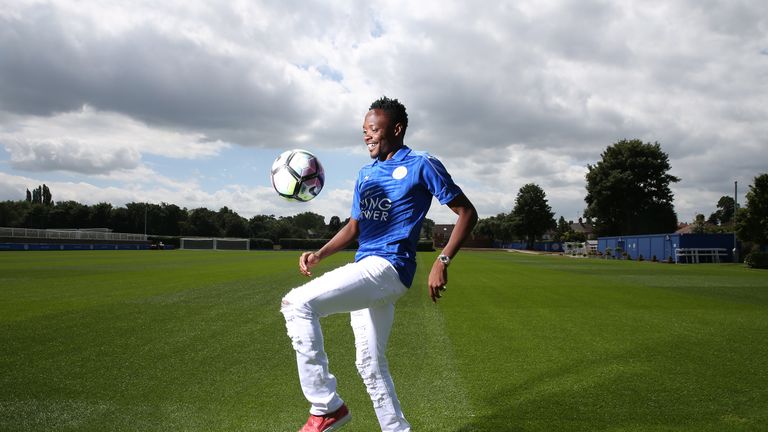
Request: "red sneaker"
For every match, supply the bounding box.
[299,404,351,432]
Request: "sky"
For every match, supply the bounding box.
[1,0,766,225]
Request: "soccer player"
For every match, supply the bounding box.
[280,96,478,432]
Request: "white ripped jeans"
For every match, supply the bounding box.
[280,256,412,432]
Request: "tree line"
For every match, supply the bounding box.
[471,139,768,253]
[2,139,766,254]
[1,190,435,242]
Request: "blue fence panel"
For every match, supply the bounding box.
[0,243,27,251]
[0,243,150,251]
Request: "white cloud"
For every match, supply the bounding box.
[0,106,229,175]
[1,0,766,227]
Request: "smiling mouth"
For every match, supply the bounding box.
[367,143,378,151]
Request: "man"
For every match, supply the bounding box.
[281,96,477,432]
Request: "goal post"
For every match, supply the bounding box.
[215,238,250,250]
[180,237,249,250]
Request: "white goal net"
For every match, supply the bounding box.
[180,237,249,250]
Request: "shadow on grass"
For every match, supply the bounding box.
[447,342,764,432]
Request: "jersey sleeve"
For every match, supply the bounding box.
[420,154,463,205]
[351,174,362,220]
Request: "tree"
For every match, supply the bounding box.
[42,184,53,206]
[708,196,735,226]
[158,203,186,236]
[0,201,30,227]
[736,173,768,247]
[562,228,587,242]
[90,202,113,228]
[290,212,327,237]
[249,214,279,241]
[124,202,148,234]
[217,207,249,238]
[185,207,221,237]
[24,204,49,228]
[25,189,32,202]
[691,214,707,234]
[474,213,517,243]
[31,187,41,204]
[553,216,570,242]
[110,207,132,233]
[585,139,680,236]
[511,183,555,249]
[48,201,89,229]
[326,216,342,237]
[421,218,435,240]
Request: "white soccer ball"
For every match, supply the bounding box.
[270,149,325,202]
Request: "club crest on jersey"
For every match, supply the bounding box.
[392,166,407,180]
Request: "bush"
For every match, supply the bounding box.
[249,238,274,250]
[652,255,658,262]
[745,251,768,269]
[738,241,756,264]
[277,238,432,252]
[638,254,644,262]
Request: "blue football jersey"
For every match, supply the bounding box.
[351,146,463,287]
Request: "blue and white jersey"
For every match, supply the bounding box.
[351,146,463,287]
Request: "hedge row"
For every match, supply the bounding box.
[249,238,274,250]
[147,236,436,252]
[277,238,434,252]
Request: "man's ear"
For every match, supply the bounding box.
[393,122,404,137]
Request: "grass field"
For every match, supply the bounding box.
[1,250,767,431]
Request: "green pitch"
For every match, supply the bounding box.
[1,250,766,431]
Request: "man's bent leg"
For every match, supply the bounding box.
[351,303,411,431]
[281,256,404,416]
[281,298,342,415]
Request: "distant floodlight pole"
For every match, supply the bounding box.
[733,181,738,263]
[144,203,148,240]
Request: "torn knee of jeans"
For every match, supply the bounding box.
[356,351,374,376]
[281,295,313,314]
[280,298,291,312]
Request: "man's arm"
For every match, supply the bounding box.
[428,193,478,302]
[299,218,360,277]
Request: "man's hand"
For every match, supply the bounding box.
[299,251,321,277]
[428,259,448,303]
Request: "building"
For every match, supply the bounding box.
[570,218,595,240]
[597,233,736,263]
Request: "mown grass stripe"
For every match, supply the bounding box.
[1,250,766,431]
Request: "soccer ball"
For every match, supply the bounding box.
[270,149,325,202]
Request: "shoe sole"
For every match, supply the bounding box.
[323,413,351,432]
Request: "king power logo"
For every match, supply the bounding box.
[360,196,391,221]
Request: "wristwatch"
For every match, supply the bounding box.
[437,254,451,267]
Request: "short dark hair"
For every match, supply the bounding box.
[369,96,408,132]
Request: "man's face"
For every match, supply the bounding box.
[362,109,402,161]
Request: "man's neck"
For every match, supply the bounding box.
[379,143,404,161]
